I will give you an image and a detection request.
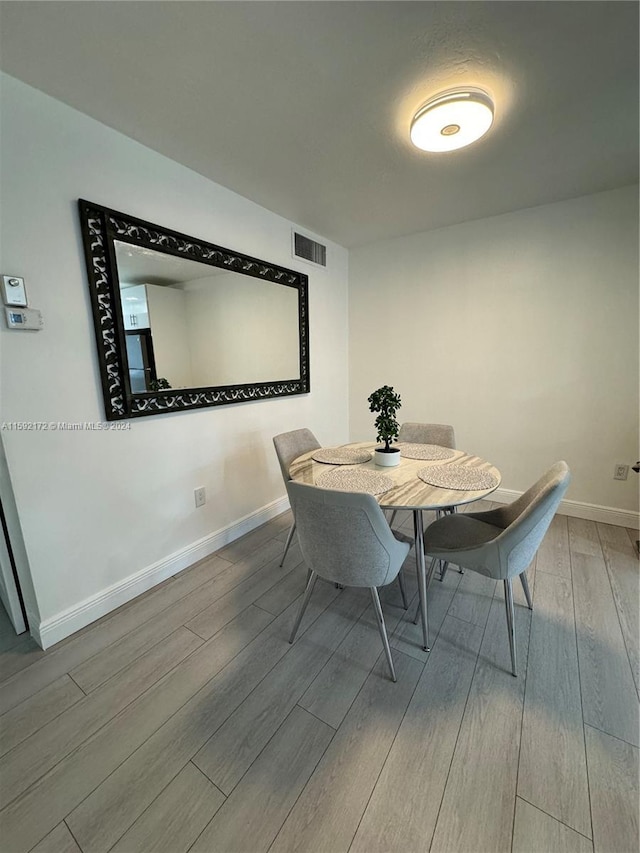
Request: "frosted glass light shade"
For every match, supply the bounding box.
[410,89,494,152]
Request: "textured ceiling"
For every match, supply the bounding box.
[0,1,637,247]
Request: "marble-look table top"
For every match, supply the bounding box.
[289,441,501,510]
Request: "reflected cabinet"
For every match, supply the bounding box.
[78,200,310,420]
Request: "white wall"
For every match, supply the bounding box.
[0,74,349,644]
[349,185,639,516]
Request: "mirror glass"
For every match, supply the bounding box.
[115,242,300,391]
[78,199,309,420]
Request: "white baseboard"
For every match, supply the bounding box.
[32,488,638,649]
[491,488,639,530]
[33,495,290,650]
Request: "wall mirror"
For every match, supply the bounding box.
[78,200,309,420]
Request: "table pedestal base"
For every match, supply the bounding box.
[413,509,430,652]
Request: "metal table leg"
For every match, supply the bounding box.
[413,509,430,652]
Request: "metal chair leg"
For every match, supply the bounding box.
[397,570,408,609]
[370,587,397,682]
[438,560,462,581]
[520,572,533,610]
[280,521,296,567]
[426,554,439,587]
[504,578,517,676]
[436,506,464,568]
[289,571,317,643]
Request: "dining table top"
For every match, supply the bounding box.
[289,441,501,511]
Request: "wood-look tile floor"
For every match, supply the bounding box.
[0,508,638,853]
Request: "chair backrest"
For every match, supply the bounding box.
[273,429,321,483]
[495,461,571,577]
[398,422,456,448]
[286,481,410,587]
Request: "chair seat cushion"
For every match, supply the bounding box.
[424,514,504,555]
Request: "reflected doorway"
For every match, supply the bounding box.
[125,329,157,393]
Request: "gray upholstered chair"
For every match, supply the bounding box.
[421,461,570,676]
[286,480,411,682]
[273,429,321,566]
[398,422,456,448]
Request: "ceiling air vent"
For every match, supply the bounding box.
[293,231,327,267]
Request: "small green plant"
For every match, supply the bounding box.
[149,377,172,392]
[368,385,402,452]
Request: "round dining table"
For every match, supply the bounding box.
[289,441,501,654]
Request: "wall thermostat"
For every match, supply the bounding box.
[2,275,28,307]
[5,306,43,331]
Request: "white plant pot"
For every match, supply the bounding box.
[374,447,401,467]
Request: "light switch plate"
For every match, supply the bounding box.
[1,275,28,307]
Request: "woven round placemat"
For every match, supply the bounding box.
[418,464,498,491]
[316,468,394,495]
[312,447,373,465]
[397,443,456,461]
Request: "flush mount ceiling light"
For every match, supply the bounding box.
[410,88,494,152]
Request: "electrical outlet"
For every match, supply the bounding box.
[194,486,206,507]
[613,464,629,481]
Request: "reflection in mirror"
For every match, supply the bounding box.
[115,243,300,391]
[78,199,309,420]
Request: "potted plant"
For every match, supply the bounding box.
[148,377,172,392]
[368,384,402,467]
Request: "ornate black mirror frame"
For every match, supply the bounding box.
[78,199,310,420]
